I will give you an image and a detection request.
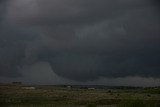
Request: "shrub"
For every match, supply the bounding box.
[86,104,97,107]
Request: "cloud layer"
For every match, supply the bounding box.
[0,0,160,83]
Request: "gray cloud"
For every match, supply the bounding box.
[1,62,160,87]
[0,0,160,83]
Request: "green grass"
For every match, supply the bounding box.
[117,99,160,107]
[0,84,160,107]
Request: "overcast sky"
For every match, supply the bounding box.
[0,0,160,86]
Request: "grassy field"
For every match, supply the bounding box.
[0,84,160,107]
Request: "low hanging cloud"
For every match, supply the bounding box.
[0,0,160,83]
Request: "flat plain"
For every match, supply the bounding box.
[0,83,160,107]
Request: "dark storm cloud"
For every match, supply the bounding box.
[0,0,160,81]
[0,26,41,77]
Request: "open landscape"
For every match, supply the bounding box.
[0,1,160,107]
[0,83,160,107]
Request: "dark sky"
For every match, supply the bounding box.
[0,0,160,86]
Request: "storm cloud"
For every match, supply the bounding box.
[0,0,160,83]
